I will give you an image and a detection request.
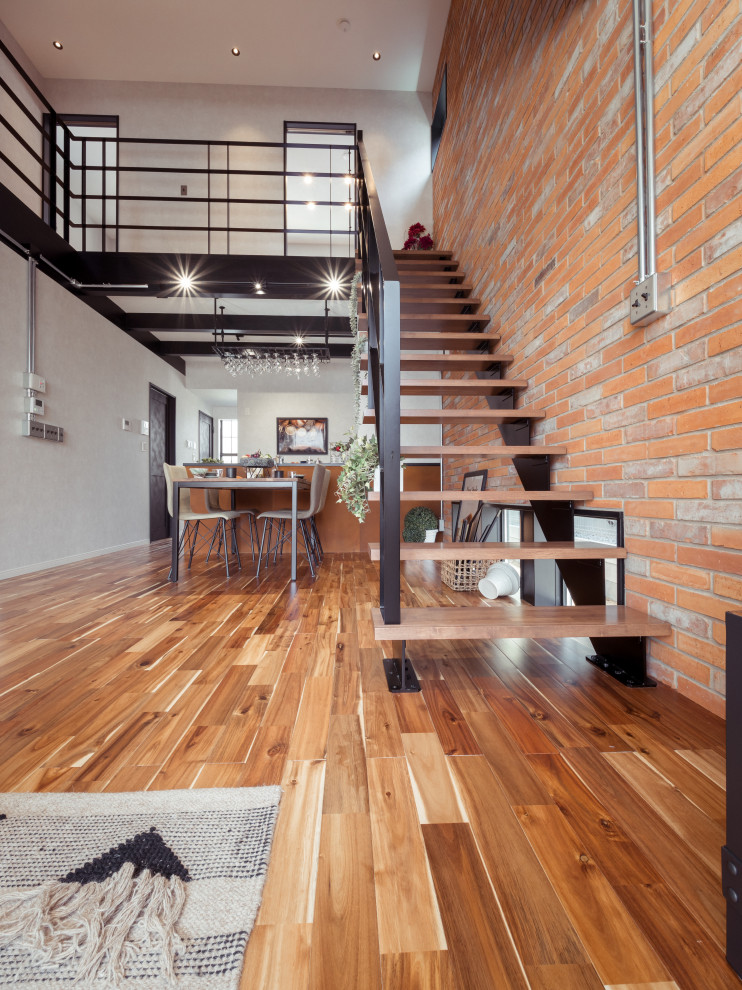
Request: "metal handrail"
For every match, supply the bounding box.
[356,131,401,625]
[0,40,359,254]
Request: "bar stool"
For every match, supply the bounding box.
[164,464,241,577]
[256,465,327,579]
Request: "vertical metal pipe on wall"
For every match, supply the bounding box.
[643,2,657,276]
[27,257,37,375]
[632,0,647,282]
[632,0,657,279]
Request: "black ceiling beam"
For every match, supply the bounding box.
[123,313,351,335]
[153,340,354,358]
[69,253,354,299]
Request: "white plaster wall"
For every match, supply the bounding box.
[186,357,442,457]
[45,79,433,251]
[0,242,212,578]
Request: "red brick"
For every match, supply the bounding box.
[652,560,711,591]
[676,631,726,668]
[647,480,709,499]
[677,544,742,574]
[711,526,742,551]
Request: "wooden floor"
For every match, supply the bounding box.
[0,545,737,990]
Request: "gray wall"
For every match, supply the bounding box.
[0,242,212,578]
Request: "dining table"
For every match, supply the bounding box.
[169,475,309,582]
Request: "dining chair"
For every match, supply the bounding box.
[203,483,260,561]
[163,464,241,577]
[256,464,327,579]
[309,467,332,563]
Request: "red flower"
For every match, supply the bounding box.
[403,237,417,250]
[418,234,434,250]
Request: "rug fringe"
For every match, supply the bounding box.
[0,861,186,987]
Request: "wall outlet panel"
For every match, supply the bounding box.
[24,396,45,415]
[22,372,46,392]
[22,420,45,439]
[22,421,64,441]
[630,272,671,326]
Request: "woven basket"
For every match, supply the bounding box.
[441,558,494,592]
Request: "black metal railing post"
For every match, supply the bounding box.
[357,131,401,626]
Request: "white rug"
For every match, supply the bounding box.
[0,787,281,989]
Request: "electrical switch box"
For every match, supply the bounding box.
[630,272,671,326]
[22,372,46,392]
[24,396,45,415]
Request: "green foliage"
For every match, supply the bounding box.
[335,435,379,522]
[402,505,438,542]
[201,457,222,463]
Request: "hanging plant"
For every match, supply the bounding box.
[348,271,366,432]
[403,222,434,251]
[336,434,378,522]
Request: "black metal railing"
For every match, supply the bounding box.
[357,131,401,625]
[0,39,357,257]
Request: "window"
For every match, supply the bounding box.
[219,419,238,463]
[562,509,625,606]
[431,67,447,169]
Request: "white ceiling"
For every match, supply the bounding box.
[0,0,450,92]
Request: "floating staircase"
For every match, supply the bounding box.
[364,248,671,691]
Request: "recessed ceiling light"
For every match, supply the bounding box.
[344,201,352,211]
[327,276,342,293]
[254,281,265,294]
[306,202,316,210]
[294,335,304,346]
[231,47,240,56]
[343,173,353,185]
[303,173,313,185]
[53,40,63,50]
[372,51,381,61]
[175,273,194,292]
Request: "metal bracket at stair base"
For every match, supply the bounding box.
[383,641,421,693]
[586,636,656,687]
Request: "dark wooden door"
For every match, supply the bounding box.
[199,411,214,460]
[149,386,174,541]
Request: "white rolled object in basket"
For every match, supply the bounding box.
[478,562,520,600]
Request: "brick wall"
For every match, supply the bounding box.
[433,0,742,715]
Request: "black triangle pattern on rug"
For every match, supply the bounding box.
[59,826,191,886]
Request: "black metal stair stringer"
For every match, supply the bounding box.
[471,369,652,685]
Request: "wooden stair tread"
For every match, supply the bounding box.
[396,260,460,271]
[399,271,467,282]
[400,298,482,313]
[364,408,545,424]
[369,489,593,503]
[362,353,514,370]
[400,445,567,457]
[393,249,454,259]
[363,379,528,396]
[371,606,672,641]
[400,283,473,297]
[393,331,501,350]
[360,313,490,330]
[367,541,628,561]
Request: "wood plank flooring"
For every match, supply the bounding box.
[0,546,736,989]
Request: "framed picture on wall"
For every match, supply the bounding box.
[276,418,328,455]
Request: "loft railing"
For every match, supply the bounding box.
[0,38,357,257]
[356,131,401,625]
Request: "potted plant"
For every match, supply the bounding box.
[402,222,434,251]
[336,435,378,522]
[403,506,439,543]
